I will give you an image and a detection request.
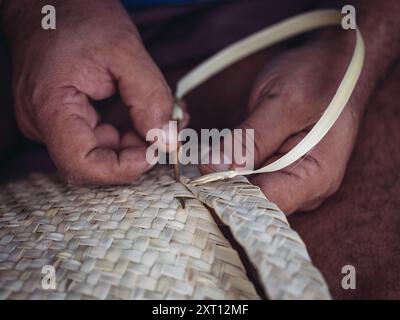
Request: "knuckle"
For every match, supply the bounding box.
[14,111,29,134]
[18,124,33,139]
[294,155,323,182]
[317,155,347,197]
[313,162,344,199]
[140,81,171,107]
[14,109,37,140]
[251,77,280,107]
[290,156,332,203]
[326,172,345,197]
[107,31,143,63]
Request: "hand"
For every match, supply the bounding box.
[201,34,365,214]
[3,0,173,184]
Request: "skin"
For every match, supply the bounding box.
[1,0,400,213]
[1,0,176,184]
[202,0,400,214]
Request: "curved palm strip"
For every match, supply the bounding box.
[173,10,365,184]
[182,172,331,300]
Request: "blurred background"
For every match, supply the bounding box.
[0,0,399,299]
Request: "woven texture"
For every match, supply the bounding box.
[183,175,331,299]
[0,167,258,300]
[0,166,330,299]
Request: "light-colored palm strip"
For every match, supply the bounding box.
[173,9,365,184]
[0,167,259,300]
[0,10,356,300]
[182,171,331,300]
[0,166,330,299]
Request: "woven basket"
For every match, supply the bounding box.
[0,165,330,299]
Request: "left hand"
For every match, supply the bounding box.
[3,0,177,184]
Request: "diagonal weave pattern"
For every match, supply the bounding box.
[0,167,259,300]
[183,175,331,299]
[0,165,330,299]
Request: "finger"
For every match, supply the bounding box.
[37,87,151,184]
[109,38,174,139]
[250,156,326,215]
[94,123,120,150]
[14,105,43,142]
[121,130,147,149]
[250,111,355,214]
[199,96,295,174]
[250,130,325,214]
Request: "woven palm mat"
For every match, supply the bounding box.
[0,165,330,299]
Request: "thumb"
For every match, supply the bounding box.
[109,40,174,138]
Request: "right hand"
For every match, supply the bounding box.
[200,34,364,214]
[3,0,174,184]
